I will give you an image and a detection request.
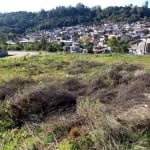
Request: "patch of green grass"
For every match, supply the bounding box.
[0,127,36,150]
[1,53,150,83]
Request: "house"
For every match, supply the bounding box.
[129,39,150,55]
[6,40,16,45]
[93,46,111,54]
[0,49,8,57]
[70,42,81,53]
[19,38,30,44]
[62,40,73,47]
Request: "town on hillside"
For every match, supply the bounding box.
[0,1,150,57]
[5,21,150,55]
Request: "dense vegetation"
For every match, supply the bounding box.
[0,53,150,149]
[6,40,64,52]
[0,3,150,34]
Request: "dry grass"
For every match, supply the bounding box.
[0,54,150,150]
[0,77,35,101]
[62,77,86,96]
[10,83,76,125]
[67,60,105,75]
[86,64,150,115]
[117,104,150,130]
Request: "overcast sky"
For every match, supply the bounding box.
[0,0,147,12]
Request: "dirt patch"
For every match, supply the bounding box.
[6,51,39,58]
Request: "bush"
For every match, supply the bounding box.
[10,83,76,124]
[0,77,34,101]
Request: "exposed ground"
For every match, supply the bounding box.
[7,51,40,58]
[0,53,150,150]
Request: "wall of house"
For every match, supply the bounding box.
[146,43,150,53]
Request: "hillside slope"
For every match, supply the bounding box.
[0,4,150,34]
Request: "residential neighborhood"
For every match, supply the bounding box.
[5,21,150,55]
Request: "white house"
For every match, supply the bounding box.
[129,39,150,55]
[70,42,81,53]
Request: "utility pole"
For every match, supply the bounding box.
[144,36,147,54]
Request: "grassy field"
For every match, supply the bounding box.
[0,53,150,82]
[0,53,150,150]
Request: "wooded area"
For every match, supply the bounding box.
[0,3,150,34]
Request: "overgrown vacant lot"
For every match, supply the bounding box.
[0,53,150,150]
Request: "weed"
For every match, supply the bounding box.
[69,127,81,139]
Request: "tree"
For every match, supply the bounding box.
[108,37,118,48]
[78,35,93,53]
[46,42,63,52]
[118,42,129,53]
[108,36,129,53]
[40,38,47,50]
[0,33,7,44]
[121,34,131,43]
[78,35,92,44]
[0,5,150,35]
[76,3,85,10]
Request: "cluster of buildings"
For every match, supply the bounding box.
[6,21,150,55]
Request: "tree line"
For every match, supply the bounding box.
[0,3,150,35]
[0,38,64,52]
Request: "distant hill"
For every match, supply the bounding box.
[0,3,150,34]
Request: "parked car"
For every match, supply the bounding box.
[0,49,8,57]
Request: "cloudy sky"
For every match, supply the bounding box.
[0,0,147,12]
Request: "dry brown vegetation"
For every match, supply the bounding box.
[0,55,150,150]
[67,60,105,75]
[87,64,150,113]
[1,63,150,128]
[0,77,35,101]
[10,83,76,125]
